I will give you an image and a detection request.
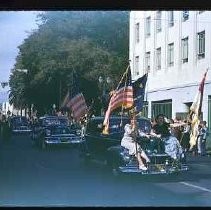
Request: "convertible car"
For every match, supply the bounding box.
[80,116,188,176]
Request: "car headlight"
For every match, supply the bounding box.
[76,130,81,135]
[46,129,51,136]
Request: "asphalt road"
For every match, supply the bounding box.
[0,134,211,207]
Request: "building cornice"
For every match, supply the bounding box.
[148,80,211,93]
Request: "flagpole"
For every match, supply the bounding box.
[128,59,138,158]
[102,63,132,134]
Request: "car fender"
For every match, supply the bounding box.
[106,145,126,167]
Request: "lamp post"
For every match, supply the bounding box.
[98,76,112,116]
[52,104,56,115]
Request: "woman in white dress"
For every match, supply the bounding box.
[121,118,150,171]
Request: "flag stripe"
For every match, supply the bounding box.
[67,93,84,107]
[67,93,87,120]
[61,72,88,122]
[110,89,133,109]
[103,66,133,134]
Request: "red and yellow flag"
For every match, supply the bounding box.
[189,69,208,149]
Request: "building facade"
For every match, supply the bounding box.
[129,11,211,130]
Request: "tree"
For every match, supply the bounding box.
[9,11,129,116]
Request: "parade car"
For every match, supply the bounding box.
[80,116,188,176]
[10,116,32,134]
[31,115,84,149]
[31,115,68,141]
[38,125,85,149]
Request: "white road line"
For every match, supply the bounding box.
[180,182,211,193]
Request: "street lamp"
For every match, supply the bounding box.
[52,104,56,115]
[98,76,112,116]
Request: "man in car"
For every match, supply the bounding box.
[121,117,150,171]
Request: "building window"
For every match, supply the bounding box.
[135,56,140,76]
[182,37,188,63]
[168,11,174,27]
[145,52,150,72]
[197,31,205,59]
[182,11,189,21]
[156,47,161,70]
[141,101,148,118]
[168,43,174,67]
[151,100,172,120]
[146,16,151,37]
[135,22,140,43]
[156,11,162,32]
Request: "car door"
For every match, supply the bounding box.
[85,117,128,159]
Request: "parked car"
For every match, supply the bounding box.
[10,116,32,134]
[80,115,188,176]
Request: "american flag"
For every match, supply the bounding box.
[61,72,88,122]
[103,65,134,134]
[189,69,208,150]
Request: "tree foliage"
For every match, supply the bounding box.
[9,11,129,115]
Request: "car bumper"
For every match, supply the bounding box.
[45,138,85,144]
[13,129,32,133]
[118,164,189,175]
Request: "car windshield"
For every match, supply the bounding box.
[51,127,71,135]
[136,118,151,133]
[109,118,129,134]
[58,118,69,126]
[12,117,28,125]
[43,118,60,126]
[87,117,129,134]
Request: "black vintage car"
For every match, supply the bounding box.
[80,116,188,176]
[31,115,84,149]
[10,116,32,134]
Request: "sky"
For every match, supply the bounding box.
[0,11,41,102]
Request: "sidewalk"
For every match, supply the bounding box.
[186,151,211,164]
[206,133,211,154]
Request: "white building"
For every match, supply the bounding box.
[129,10,211,130]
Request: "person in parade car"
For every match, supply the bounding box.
[121,117,151,171]
[152,114,184,160]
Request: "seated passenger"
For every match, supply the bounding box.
[138,127,165,154]
[152,114,183,160]
[121,117,150,171]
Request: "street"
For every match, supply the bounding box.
[0,134,211,207]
